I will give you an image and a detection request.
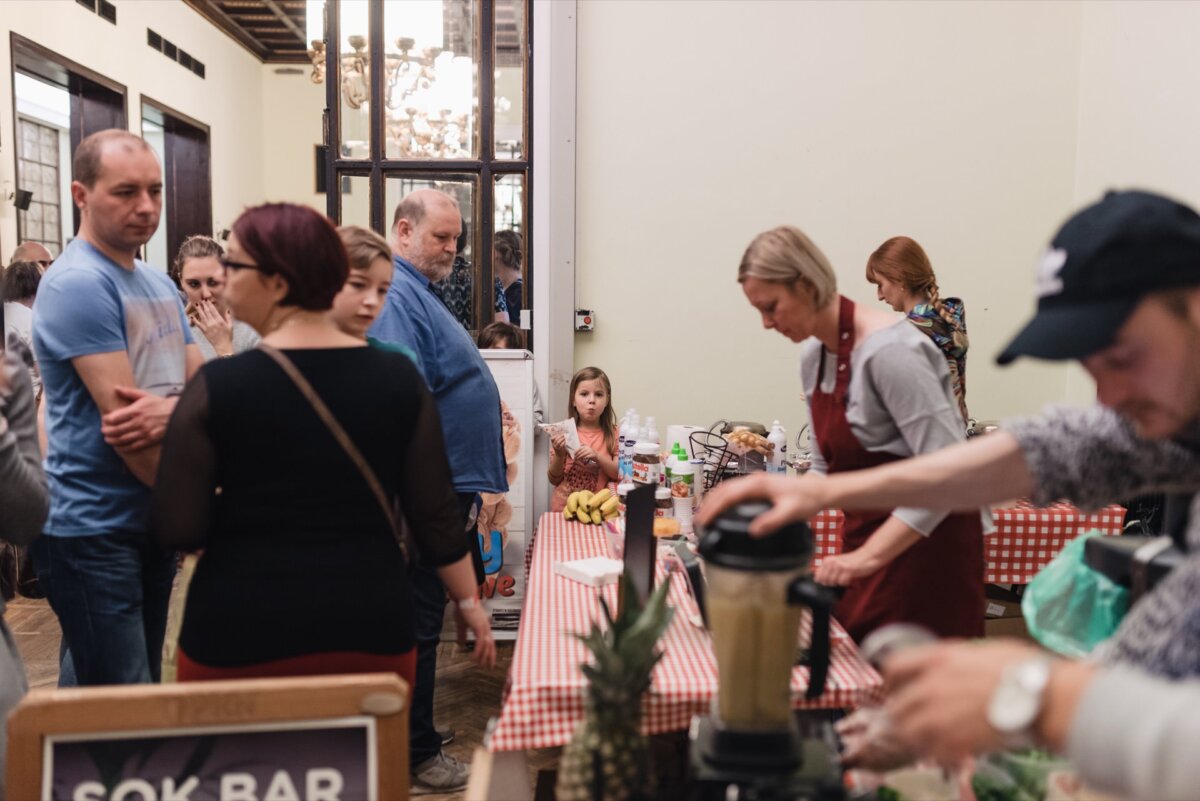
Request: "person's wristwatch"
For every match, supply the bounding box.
[987,656,1052,749]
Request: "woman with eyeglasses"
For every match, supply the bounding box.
[152,203,495,689]
[169,236,260,361]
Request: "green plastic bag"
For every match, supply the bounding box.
[1021,532,1129,658]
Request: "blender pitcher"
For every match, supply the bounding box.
[699,501,833,733]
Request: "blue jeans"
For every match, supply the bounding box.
[30,531,175,686]
[410,493,480,766]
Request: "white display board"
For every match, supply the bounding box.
[476,349,536,639]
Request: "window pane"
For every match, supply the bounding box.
[338,174,372,228]
[494,0,525,160]
[338,0,372,159]
[385,174,478,331]
[493,172,526,328]
[384,0,478,160]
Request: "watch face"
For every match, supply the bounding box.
[989,680,1039,733]
[988,659,1050,735]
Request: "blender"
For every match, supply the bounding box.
[689,501,843,801]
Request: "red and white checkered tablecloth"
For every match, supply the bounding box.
[810,501,1126,585]
[489,513,883,753]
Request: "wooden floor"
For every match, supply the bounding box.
[5,597,560,801]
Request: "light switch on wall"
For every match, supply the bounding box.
[574,309,594,331]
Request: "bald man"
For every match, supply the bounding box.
[10,242,52,269]
[368,189,507,793]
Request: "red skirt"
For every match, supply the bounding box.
[177,647,416,691]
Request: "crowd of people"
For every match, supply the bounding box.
[3,124,1200,801]
[0,129,514,795]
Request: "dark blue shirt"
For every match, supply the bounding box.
[368,257,508,494]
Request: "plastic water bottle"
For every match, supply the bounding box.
[767,420,788,474]
[645,416,660,447]
[619,411,639,479]
[644,418,662,484]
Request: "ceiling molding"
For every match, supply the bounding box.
[183,0,311,64]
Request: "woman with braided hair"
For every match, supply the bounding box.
[866,236,970,423]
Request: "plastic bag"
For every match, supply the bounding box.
[1022,532,1129,658]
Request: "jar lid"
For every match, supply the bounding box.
[617,481,636,494]
[697,501,813,571]
[634,442,660,455]
[655,487,671,499]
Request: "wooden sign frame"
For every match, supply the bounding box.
[7,673,409,801]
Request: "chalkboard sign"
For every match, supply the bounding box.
[7,674,409,801]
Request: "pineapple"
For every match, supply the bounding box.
[556,572,674,801]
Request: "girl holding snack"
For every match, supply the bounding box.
[548,367,619,512]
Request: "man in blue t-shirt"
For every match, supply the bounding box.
[31,130,202,687]
[369,189,508,793]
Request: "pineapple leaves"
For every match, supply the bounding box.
[574,572,675,698]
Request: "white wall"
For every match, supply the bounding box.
[0,0,266,260]
[260,66,326,211]
[1063,0,1200,405]
[573,0,1085,439]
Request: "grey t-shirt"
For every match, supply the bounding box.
[800,319,968,535]
[190,320,261,362]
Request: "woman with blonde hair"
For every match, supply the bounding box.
[866,236,969,422]
[732,225,984,643]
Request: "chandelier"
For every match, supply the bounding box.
[306,2,473,159]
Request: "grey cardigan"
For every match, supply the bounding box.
[0,352,47,551]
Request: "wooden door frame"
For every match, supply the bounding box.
[141,95,213,259]
[9,32,129,247]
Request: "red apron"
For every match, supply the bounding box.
[810,295,985,643]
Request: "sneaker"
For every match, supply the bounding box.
[411,751,469,795]
[437,727,455,746]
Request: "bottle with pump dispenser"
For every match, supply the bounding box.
[619,411,639,479]
[767,420,788,474]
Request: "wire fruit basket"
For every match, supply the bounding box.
[689,431,735,491]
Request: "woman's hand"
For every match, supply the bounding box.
[454,600,497,668]
[814,550,881,585]
[193,300,235,356]
[696,473,828,536]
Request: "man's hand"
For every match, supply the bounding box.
[696,473,828,536]
[192,300,235,356]
[101,387,177,452]
[814,549,881,585]
[882,640,1056,764]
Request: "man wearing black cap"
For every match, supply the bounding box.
[700,189,1200,798]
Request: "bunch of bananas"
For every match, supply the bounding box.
[564,488,619,525]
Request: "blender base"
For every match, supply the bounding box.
[687,714,845,801]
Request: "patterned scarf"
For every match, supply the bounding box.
[907,298,969,423]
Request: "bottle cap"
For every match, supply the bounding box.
[656,487,671,500]
[634,442,660,456]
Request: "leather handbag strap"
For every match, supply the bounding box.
[259,344,406,559]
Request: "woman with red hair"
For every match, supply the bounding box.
[866,236,970,423]
[153,203,494,689]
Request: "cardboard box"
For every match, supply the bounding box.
[984,585,1034,641]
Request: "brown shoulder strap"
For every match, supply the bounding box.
[258,344,406,558]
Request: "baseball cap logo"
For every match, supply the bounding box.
[1035,247,1067,298]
